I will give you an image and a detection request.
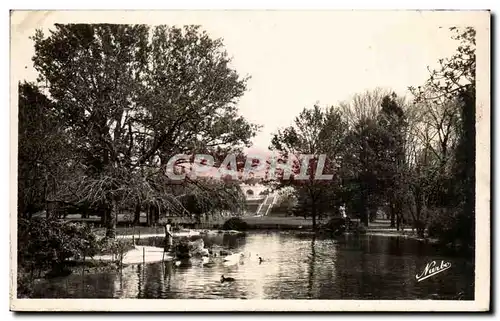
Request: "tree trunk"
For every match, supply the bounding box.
[311,206,317,231]
[45,202,51,219]
[390,202,395,228]
[149,206,154,226]
[359,197,369,227]
[133,203,141,226]
[414,190,422,231]
[416,220,425,238]
[369,206,377,222]
[363,208,370,227]
[358,181,369,227]
[153,206,160,226]
[414,196,425,238]
[101,207,107,227]
[44,180,49,219]
[105,200,117,239]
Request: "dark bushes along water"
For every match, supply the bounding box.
[222,217,248,231]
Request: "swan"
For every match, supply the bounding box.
[223,252,244,262]
[220,275,235,283]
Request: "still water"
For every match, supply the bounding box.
[32,232,474,300]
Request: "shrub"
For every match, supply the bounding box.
[18,217,100,277]
[427,208,469,245]
[172,237,207,259]
[17,270,34,298]
[222,217,248,231]
[321,217,348,235]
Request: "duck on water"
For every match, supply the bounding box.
[220,275,235,283]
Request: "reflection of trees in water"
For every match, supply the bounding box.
[138,263,167,298]
[201,234,222,247]
[134,261,187,299]
[259,234,340,299]
[83,273,116,298]
[163,261,173,293]
[112,267,123,298]
[307,236,316,298]
[334,236,401,299]
[32,270,116,298]
[202,233,247,250]
[290,236,340,299]
[112,265,140,298]
[332,236,476,299]
[313,238,338,299]
[158,261,180,299]
[137,264,144,298]
[35,234,475,299]
[223,234,246,249]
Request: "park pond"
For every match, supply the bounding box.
[30,231,474,300]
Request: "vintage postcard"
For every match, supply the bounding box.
[9,10,490,312]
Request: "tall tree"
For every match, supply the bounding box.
[377,93,407,228]
[17,82,70,218]
[342,118,390,226]
[339,89,408,226]
[31,24,258,237]
[269,105,346,230]
[409,27,476,246]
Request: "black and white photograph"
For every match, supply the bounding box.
[9,10,490,311]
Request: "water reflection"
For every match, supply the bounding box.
[32,232,474,300]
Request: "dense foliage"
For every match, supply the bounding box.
[18,217,100,271]
[19,24,259,237]
[222,217,248,231]
[269,27,476,250]
[17,218,100,296]
[268,105,346,229]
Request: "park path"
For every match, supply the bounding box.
[115,230,201,239]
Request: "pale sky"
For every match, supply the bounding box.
[11,10,489,152]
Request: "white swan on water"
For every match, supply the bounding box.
[223,252,244,262]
